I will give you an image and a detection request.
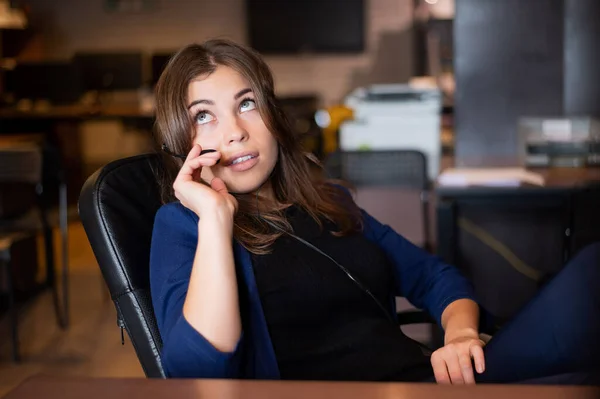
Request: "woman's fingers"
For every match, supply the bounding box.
[187,154,220,168]
[187,144,202,159]
[445,353,465,384]
[458,352,475,384]
[177,157,216,182]
[431,353,451,384]
[210,177,229,194]
[178,144,203,178]
[170,145,234,217]
[177,148,221,181]
[470,343,486,374]
[431,338,486,385]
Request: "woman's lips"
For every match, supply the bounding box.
[226,153,259,172]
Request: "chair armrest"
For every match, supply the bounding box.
[396,309,436,325]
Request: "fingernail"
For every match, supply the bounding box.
[477,364,484,373]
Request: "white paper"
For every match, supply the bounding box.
[438,167,545,187]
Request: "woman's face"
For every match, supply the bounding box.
[186,65,278,194]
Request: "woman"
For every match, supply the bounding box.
[150,39,600,384]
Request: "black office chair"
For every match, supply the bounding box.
[78,153,437,378]
[325,150,432,252]
[78,154,165,378]
[0,144,69,362]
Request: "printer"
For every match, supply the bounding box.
[339,84,442,180]
[518,117,600,168]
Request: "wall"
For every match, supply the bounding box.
[18,0,416,168]
[22,0,415,106]
[453,0,565,166]
[453,0,600,166]
[564,0,600,118]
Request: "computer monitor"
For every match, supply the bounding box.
[246,0,365,54]
[73,52,144,91]
[10,61,83,104]
[151,53,174,86]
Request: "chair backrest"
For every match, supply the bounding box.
[78,153,165,378]
[325,149,432,250]
[324,150,429,190]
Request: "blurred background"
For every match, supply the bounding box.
[1,0,600,393]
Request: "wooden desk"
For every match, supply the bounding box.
[533,166,600,188]
[436,166,600,263]
[4,376,599,399]
[437,167,600,197]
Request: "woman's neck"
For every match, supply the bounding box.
[255,179,274,201]
[254,181,290,213]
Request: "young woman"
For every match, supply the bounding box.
[149,39,600,385]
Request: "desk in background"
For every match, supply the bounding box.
[0,104,154,131]
[436,167,600,324]
[0,105,155,204]
[4,376,599,399]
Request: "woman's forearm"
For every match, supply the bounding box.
[441,298,480,343]
[182,209,241,352]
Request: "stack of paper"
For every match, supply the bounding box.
[437,167,545,187]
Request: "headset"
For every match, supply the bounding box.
[162,143,219,162]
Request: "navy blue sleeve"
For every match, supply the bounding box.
[361,209,478,327]
[149,202,244,378]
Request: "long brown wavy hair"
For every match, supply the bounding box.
[154,39,362,254]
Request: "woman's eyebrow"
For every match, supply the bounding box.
[234,88,252,99]
[187,88,252,110]
[187,98,214,109]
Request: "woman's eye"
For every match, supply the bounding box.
[240,99,256,113]
[195,111,215,125]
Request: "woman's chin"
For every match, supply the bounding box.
[219,169,272,195]
[225,181,265,196]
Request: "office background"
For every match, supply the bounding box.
[1,0,599,395]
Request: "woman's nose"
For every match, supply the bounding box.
[224,116,249,144]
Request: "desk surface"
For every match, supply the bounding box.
[3,376,599,399]
[535,166,600,187]
[437,166,600,197]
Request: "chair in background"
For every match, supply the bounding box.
[324,150,438,346]
[325,150,432,252]
[78,153,439,378]
[0,144,69,362]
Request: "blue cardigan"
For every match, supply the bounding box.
[150,201,477,379]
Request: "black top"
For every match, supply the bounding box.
[251,206,434,382]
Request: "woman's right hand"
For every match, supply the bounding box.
[172,144,238,222]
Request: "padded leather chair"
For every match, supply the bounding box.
[78,154,166,378]
[78,153,436,378]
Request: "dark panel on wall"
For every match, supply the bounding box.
[454,0,564,166]
[564,0,600,117]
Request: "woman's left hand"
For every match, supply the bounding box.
[430,332,486,384]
